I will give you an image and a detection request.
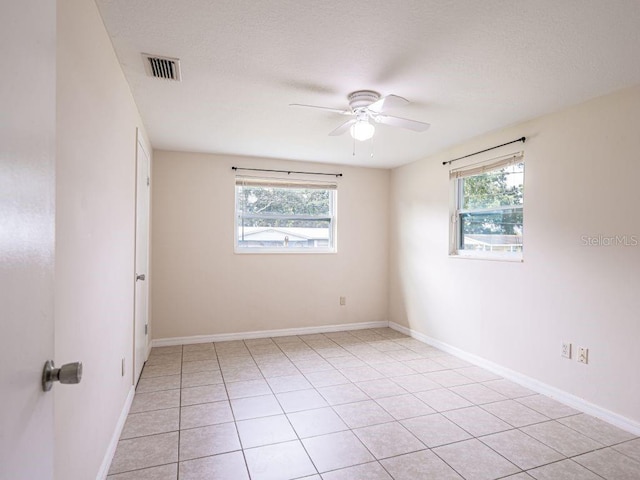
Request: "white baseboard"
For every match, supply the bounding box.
[388,321,640,436]
[150,321,390,347]
[96,386,135,480]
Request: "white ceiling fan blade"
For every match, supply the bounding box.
[367,94,409,113]
[328,119,356,136]
[290,104,352,115]
[375,114,430,132]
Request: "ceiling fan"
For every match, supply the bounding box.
[290,90,430,141]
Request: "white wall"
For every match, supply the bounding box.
[151,152,389,339]
[389,84,640,425]
[56,1,149,478]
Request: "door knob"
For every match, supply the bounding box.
[136,273,146,281]
[42,360,83,392]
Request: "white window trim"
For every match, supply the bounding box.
[448,152,524,262]
[234,175,338,254]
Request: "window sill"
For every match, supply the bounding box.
[449,252,523,263]
[234,248,337,255]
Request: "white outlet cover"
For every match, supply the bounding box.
[561,342,572,359]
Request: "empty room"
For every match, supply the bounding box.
[3,1,640,479]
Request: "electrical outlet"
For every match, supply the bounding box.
[121,358,126,376]
[561,342,572,359]
[339,296,346,306]
[577,347,589,364]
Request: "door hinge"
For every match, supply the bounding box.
[145,324,148,335]
[147,177,150,186]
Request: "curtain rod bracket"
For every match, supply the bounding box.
[443,137,526,166]
[232,166,342,177]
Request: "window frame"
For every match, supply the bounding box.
[449,154,525,262]
[234,176,338,254]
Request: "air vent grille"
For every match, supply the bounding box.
[142,54,181,81]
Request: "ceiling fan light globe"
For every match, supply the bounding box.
[350,121,375,141]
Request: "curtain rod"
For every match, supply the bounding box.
[232,167,342,177]
[443,137,526,166]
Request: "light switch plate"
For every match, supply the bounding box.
[577,347,589,364]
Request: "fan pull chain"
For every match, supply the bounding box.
[352,135,356,156]
[370,135,375,158]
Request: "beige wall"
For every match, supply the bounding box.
[389,84,640,424]
[151,152,389,339]
[56,1,149,478]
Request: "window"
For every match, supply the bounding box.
[450,154,524,260]
[235,176,337,253]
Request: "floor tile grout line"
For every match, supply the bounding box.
[431,427,550,478]
[439,406,515,440]
[516,457,607,480]
[553,413,638,446]
[475,399,552,428]
[106,460,179,477]
[513,419,603,460]
[242,336,321,478]
[235,336,297,478]
[375,458,397,480]
[113,345,183,477]
[566,443,640,460]
[473,430,566,474]
[214,383,252,480]
[426,446,470,480]
[173,449,245,467]
[314,457,403,477]
[510,395,582,419]
[178,341,250,478]
[608,437,640,465]
[570,454,615,480]
[176,343,183,480]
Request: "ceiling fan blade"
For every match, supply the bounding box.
[375,114,430,132]
[328,119,356,136]
[289,104,352,115]
[367,94,409,113]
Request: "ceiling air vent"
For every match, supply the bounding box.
[142,54,182,81]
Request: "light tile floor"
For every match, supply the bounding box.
[107,328,640,479]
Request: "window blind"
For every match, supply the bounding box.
[449,153,524,180]
[235,176,337,190]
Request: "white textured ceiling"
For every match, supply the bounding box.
[96,0,640,168]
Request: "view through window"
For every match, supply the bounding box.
[235,177,336,252]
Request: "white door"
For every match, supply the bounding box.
[134,132,151,384]
[0,1,56,478]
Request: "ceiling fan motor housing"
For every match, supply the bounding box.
[348,90,380,110]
